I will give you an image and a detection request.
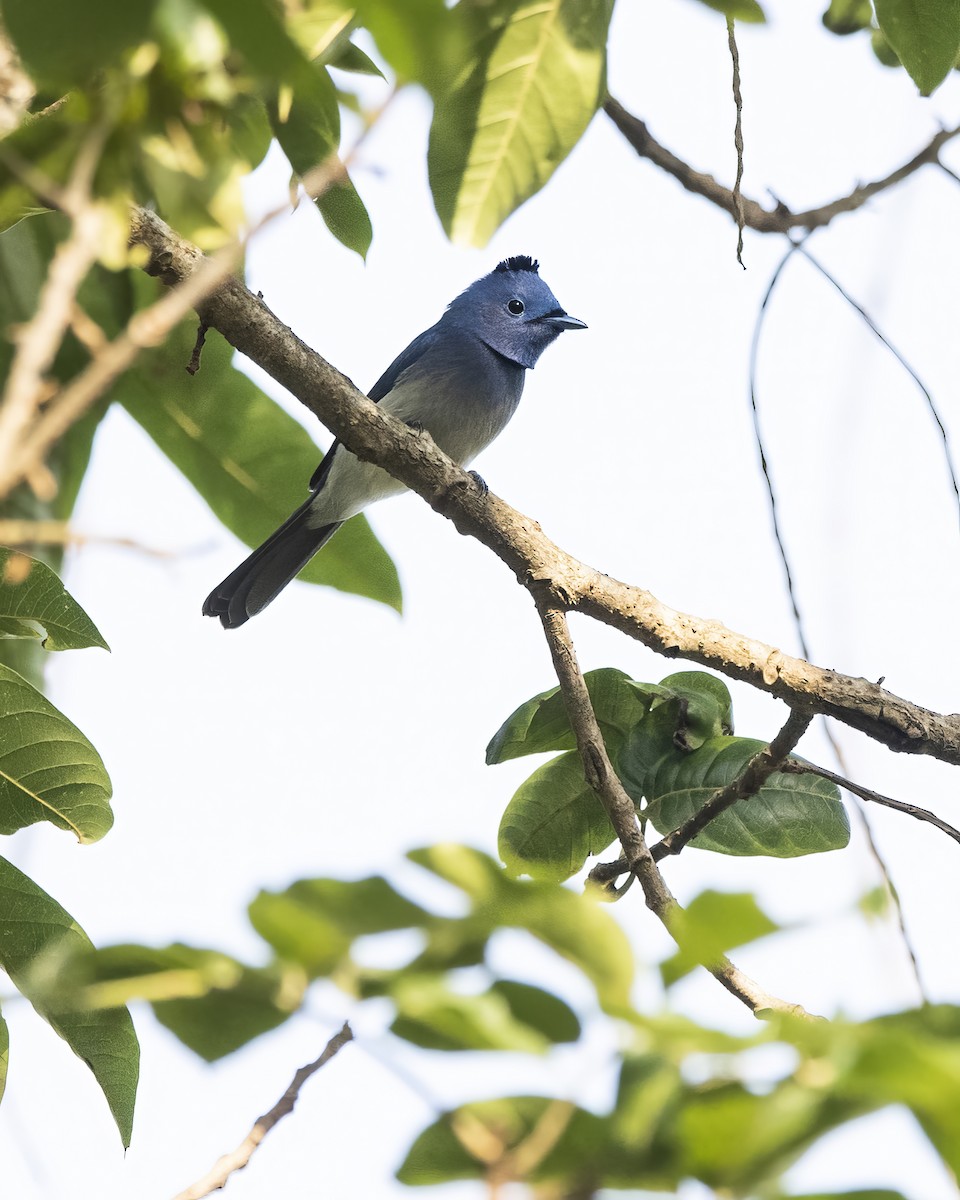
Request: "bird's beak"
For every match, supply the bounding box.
[540,312,587,331]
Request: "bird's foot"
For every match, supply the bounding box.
[468,470,489,496]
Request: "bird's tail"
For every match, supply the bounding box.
[203,500,343,629]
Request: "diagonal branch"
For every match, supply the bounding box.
[172,1021,354,1200]
[537,603,812,1018]
[127,207,960,769]
[603,95,960,233]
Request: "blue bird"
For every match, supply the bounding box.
[203,256,586,628]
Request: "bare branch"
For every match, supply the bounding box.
[172,1022,354,1200]
[128,208,960,769]
[603,95,960,234]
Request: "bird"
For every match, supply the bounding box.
[203,255,586,628]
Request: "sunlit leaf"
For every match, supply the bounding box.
[692,0,766,20]
[0,549,108,650]
[429,0,613,246]
[397,1095,606,1185]
[874,0,960,93]
[0,856,138,1146]
[660,890,780,986]
[0,664,112,841]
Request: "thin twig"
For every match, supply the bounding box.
[782,760,960,846]
[172,1022,354,1200]
[796,243,960,535]
[726,18,746,267]
[603,95,960,234]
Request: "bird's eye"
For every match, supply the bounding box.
[507,298,525,315]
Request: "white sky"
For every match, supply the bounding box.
[5,2,960,1197]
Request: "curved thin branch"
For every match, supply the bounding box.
[782,760,960,847]
[603,95,960,233]
[128,209,960,767]
[172,1022,354,1200]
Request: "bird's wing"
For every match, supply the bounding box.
[308,324,442,492]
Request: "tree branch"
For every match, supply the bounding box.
[538,603,811,1017]
[172,1022,354,1200]
[603,95,960,233]
[127,209,960,768]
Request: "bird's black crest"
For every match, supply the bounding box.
[495,255,540,275]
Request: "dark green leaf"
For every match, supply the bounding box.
[0,549,108,650]
[327,39,386,77]
[490,979,580,1044]
[397,1095,606,1185]
[316,173,373,259]
[486,668,659,763]
[498,750,614,882]
[226,95,275,171]
[0,856,138,1146]
[874,0,960,93]
[0,664,113,841]
[692,0,766,20]
[355,0,460,93]
[249,875,428,976]
[428,0,613,246]
[658,671,734,744]
[267,65,340,178]
[3,0,158,87]
[660,890,779,986]
[644,737,850,857]
[118,285,401,611]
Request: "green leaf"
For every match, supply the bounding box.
[249,875,428,976]
[428,0,613,246]
[0,855,138,1146]
[35,941,306,1062]
[397,1095,607,1185]
[0,549,108,650]
[498,750,614,881]
[660,890,780,986]
[2,0,158,87]
[410,845,635,1014]
[389,976,554,1053]
[486,668,660,764]
[316,173,373,259]
[610,1054,683,1159]
[490,979,580,1044]
[691,0,766,20]
[355,0,460,93]
[328,38,386,77]
[658,671,734,744]
[874,0,960,93]
[118,286,401,611]
[0,664,113,842]
[643,737,850,857]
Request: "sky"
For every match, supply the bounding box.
[4,2,960,1197]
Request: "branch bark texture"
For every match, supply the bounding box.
[129,208,960,767]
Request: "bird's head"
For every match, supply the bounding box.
[444,255,586,369]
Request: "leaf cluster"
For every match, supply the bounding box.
[490,668,849,882]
